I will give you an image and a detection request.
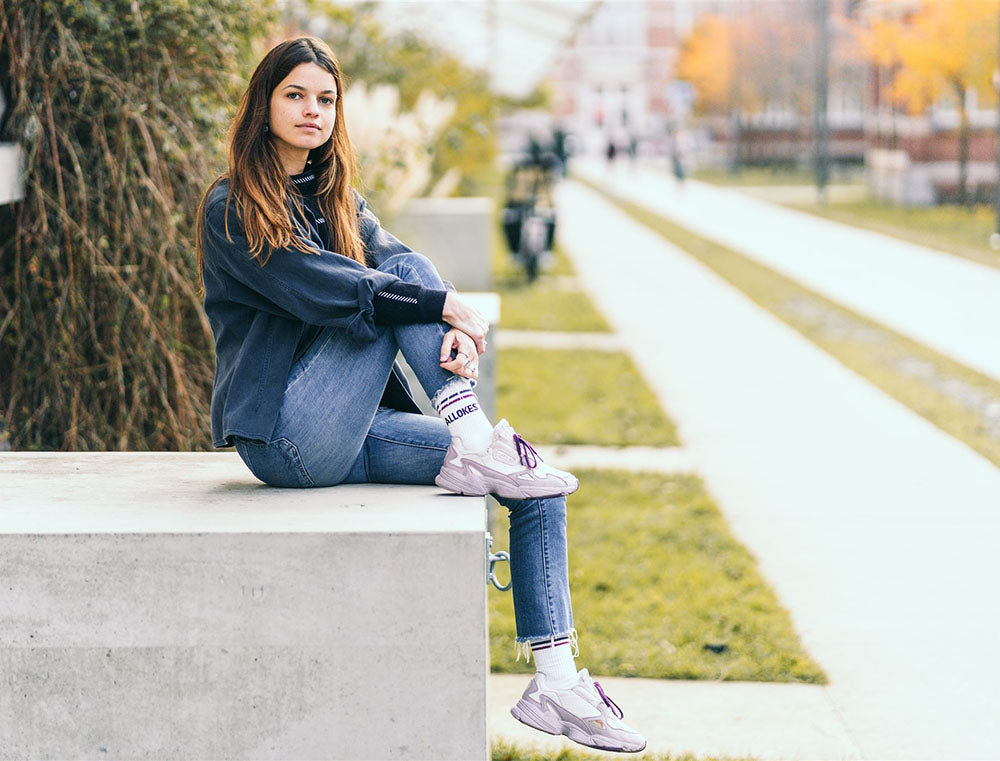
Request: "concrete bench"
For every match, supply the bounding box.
[387,197,494,292]
[0,452,489,760]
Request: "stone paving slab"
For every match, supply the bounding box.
[490,674,861,760]
[0,452,483,534]
[536,444,695,474]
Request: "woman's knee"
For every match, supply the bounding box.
[378,251,442,286]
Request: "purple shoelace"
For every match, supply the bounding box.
[594,680,625,720]
[513,433,540,468]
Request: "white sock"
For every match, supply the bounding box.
[531,634,579,689]
[432,377,494,453]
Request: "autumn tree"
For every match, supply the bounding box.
[854,0,998,205]
[678,5,818,170]
[676,14,736,117]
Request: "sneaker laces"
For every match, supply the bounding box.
[593,680,625,720]
[513,433,541,468]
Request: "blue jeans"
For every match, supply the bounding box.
[233,251,574,645]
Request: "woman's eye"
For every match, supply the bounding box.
[287,93,335,105]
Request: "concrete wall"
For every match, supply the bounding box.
[0,452,489,760]
[0,143,24,205]
[867,147,999,206]
[386,197,494,292]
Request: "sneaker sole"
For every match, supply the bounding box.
[436,469,578,499]
[510,701,647,753]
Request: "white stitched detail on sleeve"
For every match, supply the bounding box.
[376,291,418,305]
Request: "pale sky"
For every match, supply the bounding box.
[343,0,598,97]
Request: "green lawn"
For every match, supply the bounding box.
[579,178,1000,470]
[489,469,827,684]
[493,237,609,332]
[496,284,611,333]
[497,348,678,447]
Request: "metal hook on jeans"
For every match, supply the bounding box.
[486,532,512,591]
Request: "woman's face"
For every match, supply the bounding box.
[268,62,338,170]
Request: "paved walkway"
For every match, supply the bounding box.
[535,444,696,474]
[492,179,1000,760]
[490,674,858,759]
[574,157,1000,384]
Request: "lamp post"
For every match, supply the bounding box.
[814,0,831,204]
[994,1,1000,244]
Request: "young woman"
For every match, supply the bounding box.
[195,36,645,753]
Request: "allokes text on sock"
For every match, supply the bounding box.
[444,402,480,425]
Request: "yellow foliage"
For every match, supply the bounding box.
[853,0,998,114]
[677,11,804,118]
[676,14,734,115]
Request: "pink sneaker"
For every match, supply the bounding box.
[434,419,578,499]
[511,668,647,753]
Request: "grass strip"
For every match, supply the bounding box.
[489,469,827,684]
[578,177,1000,469]
[497,348,679,447]
[492,739,754,761]
[495,282,612,333]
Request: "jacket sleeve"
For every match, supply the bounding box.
[204,197,405,343]
[355,191,457,293]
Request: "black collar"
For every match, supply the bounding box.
[289,165,319,195]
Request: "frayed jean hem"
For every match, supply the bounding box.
[513,627,579,664]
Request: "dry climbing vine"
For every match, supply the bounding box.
[0,0,273,450]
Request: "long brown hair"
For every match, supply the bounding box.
[194,36,364,298]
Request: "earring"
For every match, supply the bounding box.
[263,124,269,132]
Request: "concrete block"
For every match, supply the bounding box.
[387,197,494,292]
[398,292,501,420]
[0,143,25,205]
[0,452,488,761]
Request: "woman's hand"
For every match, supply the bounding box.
[440,328,480,380]
[442,292,488,355]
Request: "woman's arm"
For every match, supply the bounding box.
[205,199,444,342]
[353,192,487,350]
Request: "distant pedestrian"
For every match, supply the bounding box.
[671,147,685,185]
[627,134,639,170]
[605,139,617,167]
[670,133,686,187]
[552,126,570,177]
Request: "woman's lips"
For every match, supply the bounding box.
[298,125,320,131]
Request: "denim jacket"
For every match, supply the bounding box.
[201,176,451,448]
